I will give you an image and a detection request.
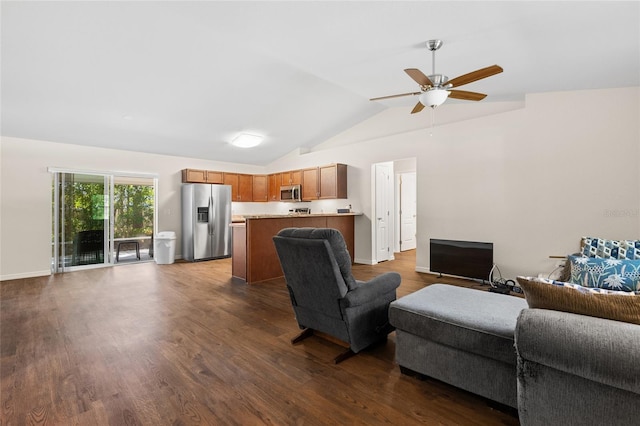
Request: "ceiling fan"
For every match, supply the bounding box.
[370,40,503,114]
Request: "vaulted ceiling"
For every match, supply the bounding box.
[2,1,639,165]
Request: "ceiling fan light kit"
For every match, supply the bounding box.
[370,39,503,114]
[419,89,450,108]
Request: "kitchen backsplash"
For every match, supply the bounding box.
[231,199,356,216]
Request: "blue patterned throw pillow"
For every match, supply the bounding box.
[569,255,640,292]
[581,237,640,260]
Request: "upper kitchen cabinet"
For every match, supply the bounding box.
[182,169,224,184]
[223,173,238,200]
[268,174,280,201]
[224,173,253,202]
[182,164,346,202]
[319,164,347,199]
[252,175,268,202]
[281,170,302,186]
[302,164,348,200]
[238,174,253,201]
[301,168,319,200]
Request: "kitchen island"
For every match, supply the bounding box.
[231,213,360,284]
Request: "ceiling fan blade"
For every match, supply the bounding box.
[448,90,487,101]
[448,65,503,88]
[410,102,425,114]
[370,91,421,101]
[405,68,434,87]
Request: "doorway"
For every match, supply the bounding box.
[374,162,393,263]
[399,172,417,251]
[372,158,417,264]
[51,169,157,273]
[112,176,156,264]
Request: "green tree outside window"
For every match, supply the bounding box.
[62,182,154,239]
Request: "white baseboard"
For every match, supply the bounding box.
[1,270,51,282]
[354,256,397,265]
[415,266,431,273]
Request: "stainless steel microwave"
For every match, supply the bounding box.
[280,184,302,202]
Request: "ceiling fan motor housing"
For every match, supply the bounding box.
[426,39,443,51]
[427,74,449,88]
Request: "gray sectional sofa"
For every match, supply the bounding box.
[389,284,640,425]
[516,308,640,426]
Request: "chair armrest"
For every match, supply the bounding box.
[341,272,401,307]
[515,308,640,394]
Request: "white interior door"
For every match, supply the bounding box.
[375,163,392,262]
[400,172,417,251]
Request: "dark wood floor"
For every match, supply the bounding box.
[1,251,519,425]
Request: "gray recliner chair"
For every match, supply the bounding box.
[273,227,401,363]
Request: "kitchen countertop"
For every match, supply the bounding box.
[232,212,361,223]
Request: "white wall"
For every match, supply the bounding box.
[0,139,265,280]
[2,86,639,281]
[0,137,361,280]
[270,87,640,278]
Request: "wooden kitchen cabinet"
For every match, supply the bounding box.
[224,173,253,201]
[238,174,253,201]
[252,175,268,202]
[268,173,280,201]
[301,167,319,200]
[320,163,347,199]
[223,173,238,200]
[281,170,302,186]
[301,164,347,200]
[182,169,224,184]
[207,171,224,184]
[183,164,346,201]
[182,168,207,183]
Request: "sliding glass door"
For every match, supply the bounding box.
[52,170,157,273]
[53,172,110,271]
[113,176,155,263]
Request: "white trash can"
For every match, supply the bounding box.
[154,231,176,264]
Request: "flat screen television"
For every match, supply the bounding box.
[430,239,494,281]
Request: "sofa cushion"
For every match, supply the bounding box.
[389,284,527,364]
[568,255,640,292]
[517,276,640,325]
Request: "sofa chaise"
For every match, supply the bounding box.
[390,280,640,425]
[389,284,527,409]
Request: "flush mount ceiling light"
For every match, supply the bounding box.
[231,133,263,148]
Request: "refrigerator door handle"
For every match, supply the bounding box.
[208,196,215,236]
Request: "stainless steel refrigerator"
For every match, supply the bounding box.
[181,183,232,261]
